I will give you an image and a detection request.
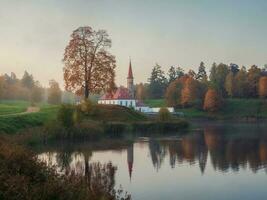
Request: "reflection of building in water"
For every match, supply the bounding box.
[127,143,134,180]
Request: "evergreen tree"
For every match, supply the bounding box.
[148,64,168,99]
[229,63,239,75]
[21,71,34,89]
[234,66,248,98]
[168,66,176,83]
[196,62,207,82]
[225,72,235,97]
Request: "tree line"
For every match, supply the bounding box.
[135,62,267,112]
[0,71,63,105]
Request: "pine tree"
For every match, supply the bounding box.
[196,62,207,82]
[148,64,168,98]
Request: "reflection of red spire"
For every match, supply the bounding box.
[128,161,133,180]
[127,144,134,181]
[128,60,133,79]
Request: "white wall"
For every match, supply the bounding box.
[98,99,136,108]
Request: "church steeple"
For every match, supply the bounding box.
[127,59,134,98]
[128,60,133,79]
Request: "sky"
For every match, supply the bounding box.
[0,0,267,88]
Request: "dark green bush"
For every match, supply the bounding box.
[57,104,75,127]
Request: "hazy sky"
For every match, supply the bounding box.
[1,0,267,88]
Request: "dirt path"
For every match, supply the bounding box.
[0,106,40,117]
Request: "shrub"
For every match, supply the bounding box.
[80,99,93,114]
[158,107,172,121]
[57,104,75,127]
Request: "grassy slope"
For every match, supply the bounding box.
[0,104,59,134]
[0,102,147,134]
[93,104,147,121]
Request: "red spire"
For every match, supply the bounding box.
[128,59,133,79]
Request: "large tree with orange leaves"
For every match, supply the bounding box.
[259,76,267,98]
[63,26,116,99]
[203,89,222,112]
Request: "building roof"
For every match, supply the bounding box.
[127,60,133,79]
[100,87,134,100]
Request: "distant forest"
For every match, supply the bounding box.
[0,71,77,104]
[135,62,267,111]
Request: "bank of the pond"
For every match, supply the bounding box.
[0,137,131,200]
[11,118,189,146]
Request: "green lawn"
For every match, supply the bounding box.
[0,102,59,134]
[176,98,267,119]
[144,99,166,107]
[0,100,30,115]
[143,98,267,119]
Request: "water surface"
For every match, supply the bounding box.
[38,121,267,200]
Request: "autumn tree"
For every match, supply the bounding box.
[181,77,198,107]
[63,26,116,99]
[48,80,61,104]
[247,65,261,97]
[203,89,222,112]
[259,76,267,98]
[188,69,196,79]
[135,83,148,100]
[165,76,187,107]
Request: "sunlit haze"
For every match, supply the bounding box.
[1,0,267,88]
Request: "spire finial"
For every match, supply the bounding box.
[128,58,133,79]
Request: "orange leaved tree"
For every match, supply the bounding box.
[63,26,116,99]
[203,89,222,112]
[259,76,267,98]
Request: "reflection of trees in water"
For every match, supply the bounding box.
[148,139,167,170]
[167,133,208,174]
[204,126,267,173]
[147,125,267,173]
[56,151,72,174]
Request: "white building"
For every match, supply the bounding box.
[98,60,174,113]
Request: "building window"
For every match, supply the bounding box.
[126,101,128,106]
[130,101,132,107]
[120,101,122,105]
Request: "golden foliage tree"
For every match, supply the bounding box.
[203,89,222,112]
[63,26,116,99]
[135,83,148,100]
[165,76,187,107]
[181,77,198,107]
[259,76,267,98]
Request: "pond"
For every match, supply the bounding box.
[37,121,267,200]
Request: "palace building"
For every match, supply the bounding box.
[98,60,174,113]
